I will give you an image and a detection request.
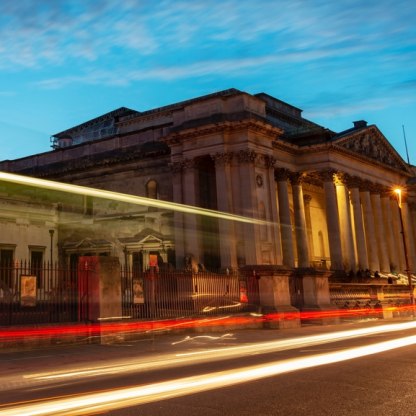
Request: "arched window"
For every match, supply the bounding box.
[146,180,158,199]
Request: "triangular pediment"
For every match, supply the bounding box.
[334,126,409,172]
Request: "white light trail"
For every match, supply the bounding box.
[2,334,416,415]
[22,320,416,382]
[0,171,269,225]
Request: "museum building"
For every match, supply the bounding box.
[0,88,415,279]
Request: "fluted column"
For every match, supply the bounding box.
[402,199,416,272]
[290,173,310,268]
[391,198,407,272]
[265,156,282,265]
[349,183,369,270]
[322,170,343,270]
[303,194,315,263]
[334,173,356,271]
[371,190,390,273]
[276,169,295,267]
[381,193,399,272]
[360,188,380,272]
[212,152,238,269]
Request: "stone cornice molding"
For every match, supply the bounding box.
[164,119,282,146]
[211,152,234,166]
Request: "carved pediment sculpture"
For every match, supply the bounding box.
[335,127,408,171]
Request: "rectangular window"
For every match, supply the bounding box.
[30,250,44,289]
[0,248,14,289]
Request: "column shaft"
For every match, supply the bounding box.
[360,190,380,271]
[350,188,368,270]
[277,178,295,267]
[371,193,390,273]
[291,179,310,268]
[323,180,343,270]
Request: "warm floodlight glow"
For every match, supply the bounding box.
[0,171,270,226]
[394,188,403,207]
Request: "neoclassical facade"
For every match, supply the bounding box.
[0,88,415,278]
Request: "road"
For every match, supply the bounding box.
[1,319,416,415]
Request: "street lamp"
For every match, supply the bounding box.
[394,188,415,317]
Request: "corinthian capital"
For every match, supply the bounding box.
[211,152,233,165]
[237,149,257,164]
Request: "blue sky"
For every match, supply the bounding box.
[1,0,415,163]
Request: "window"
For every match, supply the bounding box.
[0,248,14,289]
[30,250,44,289]
[146,180,158,199]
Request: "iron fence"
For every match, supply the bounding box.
[0,261,77,325]
[120,268,258,320]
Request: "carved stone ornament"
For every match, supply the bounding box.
[338,131,402,170]
[275,168,290,182]
[256,174,263,187]
[289,172,306,185]
[237,149,257,164]
[171,161,183,174]
[263,155,277,169]
[211,152,234,165]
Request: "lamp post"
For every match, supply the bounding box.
[394,189,415,317]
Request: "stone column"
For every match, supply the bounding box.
[303,194,315,264]
[381,193,399,272]
[237,150,259,265]
[171,162,185,268]
[402,199,416,273]
[182,158,201,263]
[290,173,310,268]
[349,184,369,271]
[360,188,380,272]
[391,198,407,272]
[371,190,390,273]
[265,156,282,265]
[212,152,238,269]
[334,173,356,271]
[321,170,343,270]
[276,169,295,268]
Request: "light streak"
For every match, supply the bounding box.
[2,334,416,415]
[20,320,416,382]
[0,171,269,225]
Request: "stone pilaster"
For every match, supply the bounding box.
[212,152,238,269]
[381,193,399,272]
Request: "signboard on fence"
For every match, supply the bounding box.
[20,275,37,307]
[133,278,145,304]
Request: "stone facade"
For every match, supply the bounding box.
[1,88,415,279]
